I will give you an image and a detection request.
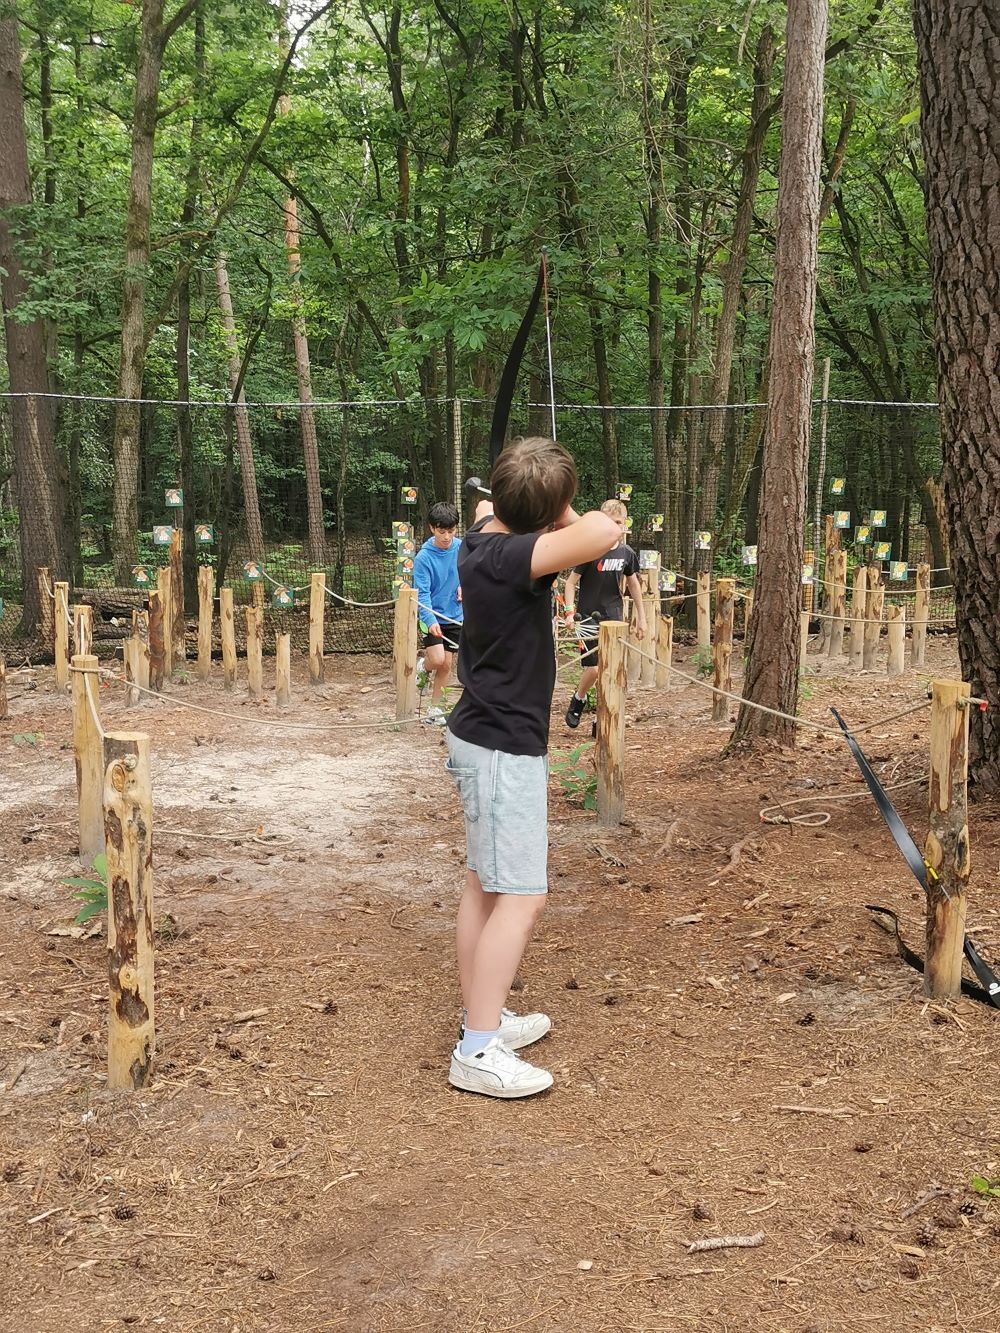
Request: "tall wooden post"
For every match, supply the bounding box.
[147,591,165,692]
[886,604,906,677]
[72,604,93,658]
[0,655,7,720]
[800,548,814,666]
[393,586,419,720]
[133,610,150,694]
[37,567,53,644]
[245,605,263,702]
[655,615,673,690]
[219,587,237,690]
[275,632,291,707]
[156,567,173,678]
[912,562,930,667]
[624,596,640,689]
[712,578,735,721]
[863,569,884,670]
[196,566,215,682]
[924,680,971,998]
[71,653,104,863]
[696,572,711,652]
[640,571,659,690]
[103,731,155,1090]
[595,619,627,828]
[848,564,867,670]
[827,550,848,657]
[124,637,140,708]
[54,581,70,689]
[169,528,185,665]
[309,572,326,685]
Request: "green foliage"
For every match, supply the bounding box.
[970,1174,1000,1200]
[551,744,597,812]
[11,732,43,747]
[63,853,109,925]
[690,645,714,679]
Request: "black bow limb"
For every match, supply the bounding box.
[488,257,547,468]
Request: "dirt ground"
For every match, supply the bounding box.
[3,635,1000,1333]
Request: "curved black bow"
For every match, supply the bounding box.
[489,255,548,468]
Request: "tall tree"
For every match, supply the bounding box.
[913,0,1000,792]
[733,0,828,746]
[0,10,69,632]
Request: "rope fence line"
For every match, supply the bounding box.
[759,774,928,827]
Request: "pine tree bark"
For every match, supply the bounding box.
[733,0,827,746]
[214,253,266,565]
[0,12,69,632]
[914,0,1000,792]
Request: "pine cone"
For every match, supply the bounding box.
[960,1200,979,1217]
[915,1223,937,1249]
[112,1202,136,1222]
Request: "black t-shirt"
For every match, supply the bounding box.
[575,543,640,626]
[447,520,557,757]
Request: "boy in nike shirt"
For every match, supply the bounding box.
[563,499,646,728]
[444,438,620,1099]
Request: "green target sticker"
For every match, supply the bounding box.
[890,561,908,582]
[639,549,660,570]
[131,564,154,588]
[659,570,677,593]
[742,545,758,566]
[165,487,184,508]
[271,585,295,609]
[195,523,214,545]
[875,541,891,560]
[649,513,664,533]
[152,524,173,546]
[833,511,851,529]
[695,530,712,551]
[830,477,846,496]
[243,560,263,582]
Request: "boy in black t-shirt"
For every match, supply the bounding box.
[444,438,620,1099]
[563,498,646,728]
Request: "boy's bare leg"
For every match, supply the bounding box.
[465,893,547,1031]
[424,641,448,705]
[574,664,598,698]
[456,870,494,1009]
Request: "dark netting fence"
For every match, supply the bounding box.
[0,393,949,658]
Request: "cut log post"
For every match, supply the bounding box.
[71,652,104,864]
[169,528,185,665]
[624,596,640,689]
[640,574,659,690]
[219,587,237,690]
[655,615,673,690]
[595,619,627,828]
[712,578,735,721]
[133,611,150,695]
[72,604,93,658]
[0,654,7,720]
[886,604,906,678]
[912,562,930,667]
[245,605,263,702]
[309,572,326,685]
[827,550,848,658]
[196,565,215,682]
[124,637,140,708]
[276,632,291,707]
[156,566,173,678]
[148,591,165,692]
[863,570,884,670]
[38,567,54,643]
[393,586,419,720]
[103,730,155,1090]
[696,572,711,652]
[54,581,70,689]
[848,564,868,670]
[923,679,971,999]
[800,611,810,668]
[743,583,755,637]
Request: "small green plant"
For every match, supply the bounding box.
[63,853,108,925]
[11,731,43,747]
[798,666,816,703]
[691,645,713,679]
[551,743,597,811]
[970,1174,1000,1200]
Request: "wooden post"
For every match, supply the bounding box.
[156,566,173,677]
[245,605,263,702]
[923,680,971,999]
[133,610,150,694]
[0,655,7,720]
[595,619,627,828]
[71,653,104,863]
[800,547,815,666]
[712,578,734,721]
[169,528,185,665]
[800,610,810,668]
[148,591,165,692]
[655,615,673,690]
[863,569,884,670]
[886,604,906,678]
[827,550,848,658]
[848,565,867,670]
[54,581,70,689]
[912,562,930,667]
[103,731,155,1090]
[696,572,711,652]
[37,567,53,644]
[197,566,215,682]
[393,586,419,720]
[219,587,237,689]
[123,637,140,708]
[275,632,291,707]
[309,571,326,685]
[624,596,640,689]
[72,603,93,658]
[640,574,659,690]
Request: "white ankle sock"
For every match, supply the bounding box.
[459,1026,499,1057]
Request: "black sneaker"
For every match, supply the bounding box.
[565,694,586,729]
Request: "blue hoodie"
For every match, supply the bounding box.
[412,536,462,629]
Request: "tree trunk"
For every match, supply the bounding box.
[214,253,265,564]
[914,0,1000,792]
[0,12,69,632]
[733,0,827,746]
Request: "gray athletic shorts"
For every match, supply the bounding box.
[445,730,549,895]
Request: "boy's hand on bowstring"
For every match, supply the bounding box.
[429,624,443,637]
[634,622,647,642]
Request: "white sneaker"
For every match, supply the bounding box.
[449,1037,554,1099]
[460,1008,551,1050]
[424,705,446,726]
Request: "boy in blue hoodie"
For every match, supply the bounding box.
[412,501,462,724]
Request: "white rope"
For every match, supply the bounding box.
[760,774,927,827]
[324,584,395,608]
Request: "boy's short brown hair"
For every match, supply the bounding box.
[490,437,577,534]
[600,499,627,521]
